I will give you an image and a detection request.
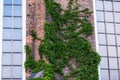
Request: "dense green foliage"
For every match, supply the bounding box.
[25,0,101,80]
[25,45,37,71]
[32,60,55,80]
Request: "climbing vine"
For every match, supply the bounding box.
[25,0,101,80]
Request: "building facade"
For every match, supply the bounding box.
[0,0,120,80]
[95,0,120,80]
[0,0,26,80]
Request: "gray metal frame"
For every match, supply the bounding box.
[96,0,120,80]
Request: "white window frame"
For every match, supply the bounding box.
[93,0,101,80]
[22,0,26,80]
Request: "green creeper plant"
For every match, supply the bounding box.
[25,0,101,80]
[24,45,37,71]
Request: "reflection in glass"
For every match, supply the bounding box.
[97,22,105,33]
[115,13,120,22]
[14,0,22,4]
[115,24,120,34]
[100,57,108,68]
[13,29,22,40]
[106,23,114,33]
[108,46,117,57]
[114,2,120,12]
[13,41,22,52]
[14,6,22,16]
[2,41,11,52]
[101,70,109,80]
[4,17,12,27]
[96,11,104,21]
[14,17,22,28]
[107,34,116,45]
[104,1,112,11]
[110,70,119,80]
[105,12,113,22]
[13,67,22,78]
[2,66,11,78]
[99,46,107,56]
[3,29,12,39]
[4,0,12,4]
[118,47,120,57]
[98,34,106,44]
[2,54,11,65]
[116,35,120,45]
[13,54,22,65]
[109,58,118,69]
[96,1,103,10]
[4,6,12,16]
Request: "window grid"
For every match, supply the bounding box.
[2,0,22,79]
[96,0,120,80]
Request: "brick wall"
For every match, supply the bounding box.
[26,0,95,60]
[26,0,45,61]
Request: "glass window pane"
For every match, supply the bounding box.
[114,2,120,12]
[107,34,116,45]
[97,22,105,33]
[3,29,12,39]
[98,34,106,44]
[13,29,22,40]
[14,6,22,16]
[118,47,120,57]
[4,6,12,16]
[96,1,103,10]
[13,54,22,65]
[14,17,22,28]
[115,24,120,34]
[108,46,117,57]
[4,17,12,28]
[13,41,22,52]
[14,0,22,4]
[105,12,113,22]
[101,70,109,80]
[99,46,107,56]
[4,0,12,4]
[2,41,11,52]
[106,23,114,33]
[119,58,120,68]
[100,57,108,68]
[2,54,11,65]
[104,1,112,11]
[116,35,120,45]
[2,66,11,78]
[13,67,22,78]
[110,70,119,80]
[115,13,120,22]
[96,11,104,21]
[109,58,118,69]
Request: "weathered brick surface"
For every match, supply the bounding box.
[78,0,96,50]
[55,0,69,9]
[26,0,95,61]
[26,0,35,44]
[26,0,45,61]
